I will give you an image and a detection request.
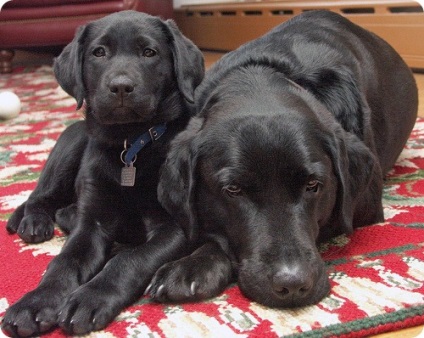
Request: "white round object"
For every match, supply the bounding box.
[0,91,21,119]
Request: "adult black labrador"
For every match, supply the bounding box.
[2,10,203,337]
[148,10,418,308]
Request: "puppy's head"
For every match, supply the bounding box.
[158,80,380,307]
[54,11,204,125]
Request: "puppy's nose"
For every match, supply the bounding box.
[109,76,134,96]
[271,266,313,297]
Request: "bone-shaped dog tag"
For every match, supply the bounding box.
[121,163,136,186]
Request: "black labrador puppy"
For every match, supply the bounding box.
[2,10,203,337]
[148,11,418,308]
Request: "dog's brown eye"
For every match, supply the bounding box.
[93,47,106,57]
[306,180,320,193]
[143,48,157,57]
[223,185,242,197]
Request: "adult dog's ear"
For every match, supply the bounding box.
[164,19,204,103]
[53,25,88,109]
[158,117,204,240]
[325,125,383,235]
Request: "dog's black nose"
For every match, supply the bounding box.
[271,267,313,297]
[109,76,135,96]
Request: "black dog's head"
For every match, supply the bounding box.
[54,10,204,126]
[158,70,381,307]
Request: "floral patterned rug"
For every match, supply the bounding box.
[0,66,423,337]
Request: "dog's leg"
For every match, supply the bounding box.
[57,221,188,335]
[6,202,25,235]
[148,238,235,303]
[1,221,113,337]
[55,203,78,234]
[6,121,87,243]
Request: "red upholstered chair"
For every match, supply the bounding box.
[0,0,174,73]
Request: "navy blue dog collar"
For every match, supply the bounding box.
[123,124,167,165]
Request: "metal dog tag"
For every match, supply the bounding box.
[121,163,136,186]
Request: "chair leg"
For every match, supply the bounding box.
[0,49,15,73]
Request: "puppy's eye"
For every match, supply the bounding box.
[223,185,242,198]
[306,180,321,193]
[93,47,106,57]
[143,48,157,57]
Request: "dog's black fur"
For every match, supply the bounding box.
[148,11,418,308]
[2,11,204,337]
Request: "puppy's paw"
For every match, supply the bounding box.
[16,213,54,243]
[58,284,122,335]
[148,254,232,303]
[1,289,62,337]
[6,203,25,234]
[55,204,77,234]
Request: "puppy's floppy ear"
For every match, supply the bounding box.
[325,125,383,235]
[53,24,88,109]
[158,116,203,240]
[164,19,204,103]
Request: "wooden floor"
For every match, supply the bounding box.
[8,50,424,338]
[415,73,424,118]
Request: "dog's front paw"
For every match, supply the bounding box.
[58,284,122,335]
[1,289,62,337]
[15,213,55,244]
[55,204,77,234]
[6,203,25,234]
[148,254,233,303]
